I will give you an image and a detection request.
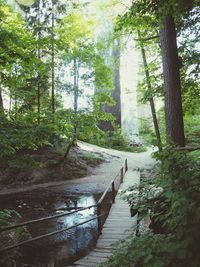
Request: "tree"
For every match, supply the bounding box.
[58,9,115,144]
[116,0,199,147]
[137,30,162,151]
[0,0,41,116]
[159,13,185,147]
[100,37,121,131]
[51,0,55,113]
[178,6,200,114]
[0,88,3,113]
[49,0,69,113]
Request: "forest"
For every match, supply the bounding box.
[0,0,200,266]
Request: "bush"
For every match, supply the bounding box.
[184,111,200,146]
[0,209,31,267]
[0,111,75,158]
[101,147,200,267]
[81,126,146,153]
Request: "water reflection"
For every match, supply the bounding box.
[0,193,99,267]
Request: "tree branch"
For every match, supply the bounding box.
[135,35,159,42]
[177,146,200,152]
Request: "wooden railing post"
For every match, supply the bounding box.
[120,167,124,183]
[112,181,115,203]
[125,159,128,172]
[97,203,102,235]
[0,164,129,253]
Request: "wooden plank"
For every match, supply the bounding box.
[70,170,140,267]
[89,251,112,257]
[104,223,132,226]
[99,236,124,240]
[108,213,131,217]
[89,253,111,258]
[101,230,127,234]
[96,246,113,250]
[72,262,97,267]
[96,244,113,248]
[102,224,132,228]
[75,256,106,264]
[103,220,132,224]
[103,221,133,226]
[93,248,112,253]
[105,219,133,223]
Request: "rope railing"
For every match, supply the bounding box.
[0,214,106,253]
[0,159,128,253]
[0,205,97,233]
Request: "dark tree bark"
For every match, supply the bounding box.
[0,87,4,114]
[159,15,185,147]
[51,0,55,113]
[73,58,79,145]
[100,38,121,131]
[63,143,73,159]
[37,0,41,124]
[112,38,121,127]
[9,93,12,115]
[138,30,162,152]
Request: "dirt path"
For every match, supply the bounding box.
[0,142,156,196]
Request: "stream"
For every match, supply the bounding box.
[0,187,112,267]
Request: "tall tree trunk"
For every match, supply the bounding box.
[13,67,18,119]
[37,0,41,124]
[73,58,78,145]
[138,30,162,152]
[100,38,121,131]
[112,38,121,127]
[9,93,12,115]
[0,87,4,114]
[51,0,55,113]
[14,93,17,119]
[159,15,185,147]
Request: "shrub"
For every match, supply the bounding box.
[101,147,200,267]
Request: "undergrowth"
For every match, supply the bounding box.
[101,146,200,267]
[0,210,31,267]
[82,128,146,153]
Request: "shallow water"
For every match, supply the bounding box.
[0,189,112,267]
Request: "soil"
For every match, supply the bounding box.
[0,143,105,191]
[0,142,157,267]
[0,142,156,196]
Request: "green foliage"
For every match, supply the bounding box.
[0,209,21,228]
[116,0,199,149]
[178,7,200,114]
[184,111,200,146]
[139,107,200,149]
[80,151,103,166]
[140,107,200,150]
[0,114,52,157]
[0,209,31,267]
[0,0,119,167]
[82,127,146,153]
[102,129,141,152]
[0,208,31,242]
[101,147,200,267]
[0,110,76,158]
[139,118,155,145]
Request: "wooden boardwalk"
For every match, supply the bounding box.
[67,170,140,267]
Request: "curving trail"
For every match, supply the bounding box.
[64,142,156,267]
[0,142,156,196]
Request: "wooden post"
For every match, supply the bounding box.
[120,167,124,183]
[97,203,102,235]
[136,212,141,237]
[112,182,115,203]
[125,159,128,172]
